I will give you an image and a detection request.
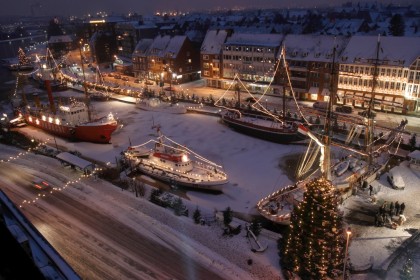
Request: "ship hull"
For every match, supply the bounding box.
[21,113,117,144]
[221,115,303,144]
[137,163,226,192]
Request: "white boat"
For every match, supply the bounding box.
[334,160,349,176]
[124,129,228,191]
[136,98,186,114]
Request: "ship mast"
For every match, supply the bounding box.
[280,46,287,122]
[321,44,338,180]
[365,36,381,166]
[79,39,91,121]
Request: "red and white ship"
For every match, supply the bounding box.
[124,128,228,191]
[17,78,118,144]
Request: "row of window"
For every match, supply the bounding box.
[223,55,274,63]
[340,64,410,78]
[338,77,419,93]
[224,46,274,53]
[223,63,274,73]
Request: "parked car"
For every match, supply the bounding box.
[387,169,405,190]
[358,109,377,118]
[313,101,329,110]
[335,105,353,114]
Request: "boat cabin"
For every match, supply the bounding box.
[58,102,89,125]
[151,143,193,173]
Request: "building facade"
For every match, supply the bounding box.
[337,36,420,114]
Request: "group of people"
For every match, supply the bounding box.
[374,201,406,228]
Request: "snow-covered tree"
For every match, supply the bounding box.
[223,206,233,226]
[193,207,202,224]
[280,177,346,279]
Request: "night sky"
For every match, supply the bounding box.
[2,0,417,17]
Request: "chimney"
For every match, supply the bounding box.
[44,80,56,114]
[33,93,41,108]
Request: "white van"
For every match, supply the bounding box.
[387,170,405,190]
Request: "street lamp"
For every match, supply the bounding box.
[343,227,352,280]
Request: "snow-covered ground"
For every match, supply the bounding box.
[2,79,420,279]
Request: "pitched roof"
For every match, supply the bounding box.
[283,34,349,62]
[201,29,229,54]
[225,33,282,47]
[340,35,420,67]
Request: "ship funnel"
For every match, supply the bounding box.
[33,93,41,107]
[44,80,56,114]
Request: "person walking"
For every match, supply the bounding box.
[369,185,373,196]
[400,203,406,215]
[395,201,400,216]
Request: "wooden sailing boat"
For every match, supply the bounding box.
[214,46,305,144]
[256,39,408,224]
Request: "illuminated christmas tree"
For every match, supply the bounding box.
[280,177,346,279]
[18,48,30,65]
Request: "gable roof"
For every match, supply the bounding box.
[340,36,420,67]
[225,33,282,47]
[283,34,349,62]
[201,29,229,54]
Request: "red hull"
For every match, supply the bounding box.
[21,114,118,144]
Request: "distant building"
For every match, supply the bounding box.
[200,29,231,88]
[221,33,284,95]
[141,35,201,84]
[84,17,126,64]
[337,36,420,114]
[132,39,154,78]
[283,34,349,100]
[48,35,73,56]
[115,21,158,59]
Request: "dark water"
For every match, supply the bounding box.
[0,37,45,103]
[0,66,16,103]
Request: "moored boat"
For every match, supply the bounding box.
[124,129,228,191]
[136,98,186,114]
[215,46,305,144]
[221,111,303,144]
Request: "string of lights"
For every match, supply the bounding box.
[18,166,103,209]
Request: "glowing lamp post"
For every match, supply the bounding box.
[343,227,351,280]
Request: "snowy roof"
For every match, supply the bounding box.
[164,35,187,59]
[322,19,365,36]
[283,34,349,62]
[340,36,420,67]
[201,29,229,54]
[48,35,73,44]
[224,33,282,47]
[145,35,171,57]
[133,39,153,56]
[56,152,94,170]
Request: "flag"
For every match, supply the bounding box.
[298,124,309,136]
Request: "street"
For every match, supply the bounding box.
[0,146,226,280]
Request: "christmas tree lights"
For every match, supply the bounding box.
[280,177,347,279]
